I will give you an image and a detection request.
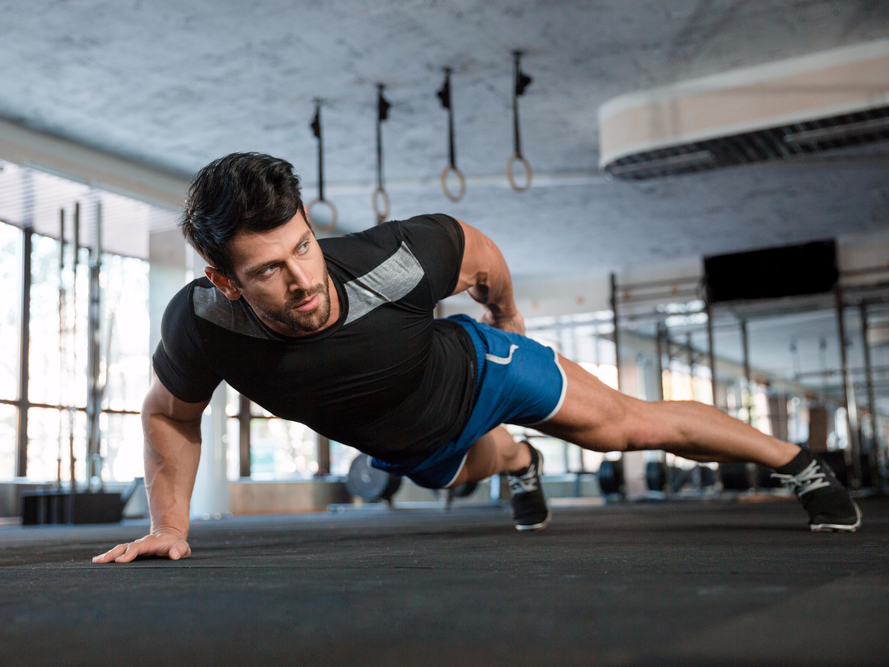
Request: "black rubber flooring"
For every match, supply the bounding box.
[2,496,888,667]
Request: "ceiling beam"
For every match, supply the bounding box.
[0,118,189,211]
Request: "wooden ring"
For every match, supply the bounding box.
[506,154,532,192]
[373,186,390,223]
[306,198,338,232]
[440,164,466,202]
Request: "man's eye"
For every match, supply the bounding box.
[261,265,277,276]
[297,242,310,254]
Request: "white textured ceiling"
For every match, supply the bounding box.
[0,0,888,279]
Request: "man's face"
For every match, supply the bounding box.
[216,211,335,336]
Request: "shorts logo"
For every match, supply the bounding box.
[485,344,519,365]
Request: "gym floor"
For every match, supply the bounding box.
[2,495,887,667]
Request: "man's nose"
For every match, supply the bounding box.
[285,258,314,290]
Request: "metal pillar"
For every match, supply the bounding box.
[16,227,33,479]
[835,284,862,489]
[610,273,620,391]
[740,319,753,425]
[86,201,103,487]
[192,384,230,518]
[56,209,66,488]
[654,321,671,492]
[316,435,331,477]
[738,318,759,490]
[705,299,718,409]
[654,322,666,401]
[609,273,625,489]
[69,203,79,490]
[859,303,881,491]
[238,393,251,478]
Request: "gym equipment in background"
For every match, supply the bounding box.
[346,454,402,504]
[373,84,391,224]
[306,99,338,232]
[437,67,465,202]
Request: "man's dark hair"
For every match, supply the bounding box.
[180,152,304,280]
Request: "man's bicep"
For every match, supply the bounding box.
[451,219,499,296]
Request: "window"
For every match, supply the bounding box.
[0,222,22,402]
[0,404,17,481]
[21,239,150,483]
[0,163,171,487]
[249,417,318,480]
[330,441,360,476]
[28,233,64,406]
[101,253,151,413]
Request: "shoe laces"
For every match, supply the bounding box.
[507,463,538,494]
[770,460,831,497]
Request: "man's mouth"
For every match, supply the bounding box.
[292,292,321,312]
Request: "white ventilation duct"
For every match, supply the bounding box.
[598,40,889,179]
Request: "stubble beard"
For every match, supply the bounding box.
[253,268,333,335]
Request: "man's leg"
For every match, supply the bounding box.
[535,356,859,531]
[538,356,800,467]
[447,426,529,487]
[448,426,550,531]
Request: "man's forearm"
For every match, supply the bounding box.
[467,237,511,305]
[142,412,202,538]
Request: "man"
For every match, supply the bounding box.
[94,153,861,564]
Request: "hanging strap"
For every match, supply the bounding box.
[437,68,465,202]
[507,51,533,191]
[374,84,391,223]
[307,99,337,232]
[310,100,325,202]
[437,68,456,168]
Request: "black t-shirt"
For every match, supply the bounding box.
[152,214,477,462]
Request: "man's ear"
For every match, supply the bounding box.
[204,267,242,301]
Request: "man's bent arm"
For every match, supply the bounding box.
[452,219,524,335]
[93,378,208,563]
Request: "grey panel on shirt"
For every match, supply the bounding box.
[193,241,425,334]
[344,242,425,326]
[193,285,275,340]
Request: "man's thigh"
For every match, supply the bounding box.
[534,355,644,452]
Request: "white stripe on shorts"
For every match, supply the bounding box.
[485,344,519,365]
[443,450,472,488]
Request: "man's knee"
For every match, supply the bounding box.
[620,401,674,452]
[624,400,704,451]
[453,427,529,485]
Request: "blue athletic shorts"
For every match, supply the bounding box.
[371,314,567,489]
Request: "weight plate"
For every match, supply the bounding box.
[346,454,402,502]
[598,459,623,495]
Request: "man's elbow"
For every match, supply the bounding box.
[141,390,203,450]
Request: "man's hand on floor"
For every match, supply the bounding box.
[92,530,191,564]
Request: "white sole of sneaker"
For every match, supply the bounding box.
[810,502,862,533]
[515,508,552,532]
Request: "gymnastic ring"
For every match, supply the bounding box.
[306,198,338,233]
[373,186,390,223]
[440,164,466,203]
[506,154,532,192]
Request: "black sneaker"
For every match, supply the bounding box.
[771,449,862,533]
[505,442,551,532]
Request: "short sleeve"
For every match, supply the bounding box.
[152,282,223,403]
[395,214,465,303]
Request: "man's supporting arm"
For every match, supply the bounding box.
[452,219,524,335]
[93,378,208,564]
